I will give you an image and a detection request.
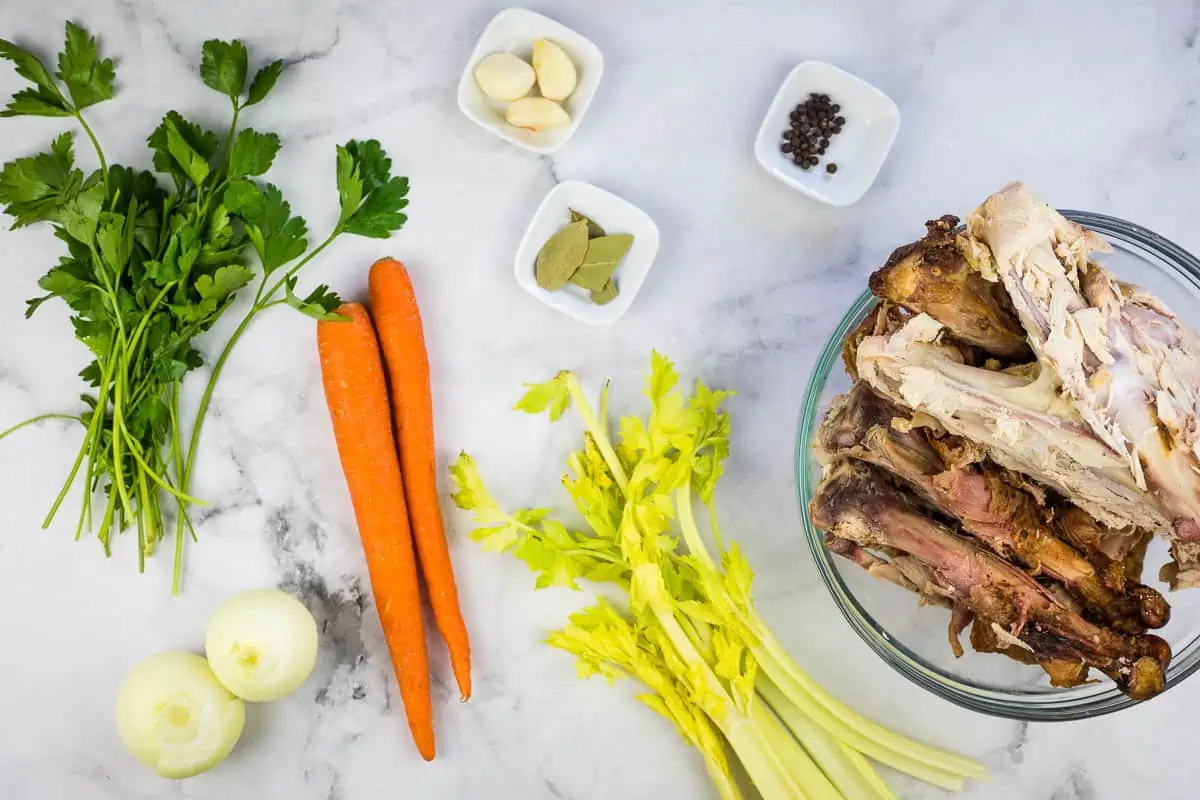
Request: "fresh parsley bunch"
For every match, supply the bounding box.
[0,23,410,591]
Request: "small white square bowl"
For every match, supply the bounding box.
[754,61,900,207]
[514,181,660,326]
[457,8,604,154]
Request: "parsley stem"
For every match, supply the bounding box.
[99,491,116,556]
[109,329,136,523]
[74,111,109,195]
[79,367,116,531]
[219,101,241,177]
[260,227,342,303]
[171,300,257,592]
[135,469,148,573]
[179,226,342,495]
[0,413,81,443]
[118,425,205,505]
[170,385,187,595]
[182,310,252,462]
[44,337,118,529]
[173,225,343,590]
[147,461,164,552]
[75,465,91,541]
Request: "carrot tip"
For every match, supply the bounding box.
[415,738,436,762]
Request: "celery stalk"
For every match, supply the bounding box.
[564,373,629,493]
[638,565,805,800]
[754,645,970,790]
[759,676,896,800]
[750,698,846,800]
[676,480,983,785]
[704,753,747,800]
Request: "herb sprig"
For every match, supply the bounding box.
[0,23,410,591]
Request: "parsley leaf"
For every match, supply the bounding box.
[147,111,218,190]
[162,116,211,186]
[195,204,243,267]
[225,181,308,272]
[195,263,253,302]
[223,178,264,218]
[228,129,280,178]
[105,164,165,215]
[0,37,71,117]
[344,139,392,192]
[58,178,105,244]
[343,176,409,239]
[34,258,98,314]
[145,223,201,286]
[199,39,248,101]
[334,144,363,223]
[0,132,83,227]
[56,21,115,110]
[95,208,137,275]
[335,139,410,238]
[284,278,346,321]
[245,60,283,106]
[3,87,73,117]
[170,263,254,328]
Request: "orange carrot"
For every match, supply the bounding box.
[369,258,473,701]
[317,303,435,761]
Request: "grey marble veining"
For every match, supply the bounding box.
[1,1,1198,798]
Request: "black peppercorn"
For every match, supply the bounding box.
[780,92,846,172]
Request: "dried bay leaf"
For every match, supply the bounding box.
[569,260,614,292]
[591,279,619,305]
[535,219,589,291]
[583,234,633,269]
[569,208,606,238]
[569,233,633,293]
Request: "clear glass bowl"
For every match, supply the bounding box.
[796,210,1200,720]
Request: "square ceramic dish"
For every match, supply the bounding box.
[457,8,604,154]
[754,61,900,206]
[514,181,659,325]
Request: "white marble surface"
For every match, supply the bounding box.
[1,1,1198,798]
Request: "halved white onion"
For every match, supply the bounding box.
[116,651,245,779]
[205,588,319,702]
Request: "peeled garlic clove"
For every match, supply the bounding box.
[506,97,571,131]
[474,52,536,101]
[532,39,577,101]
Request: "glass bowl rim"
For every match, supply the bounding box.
[795,209,1200,721]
